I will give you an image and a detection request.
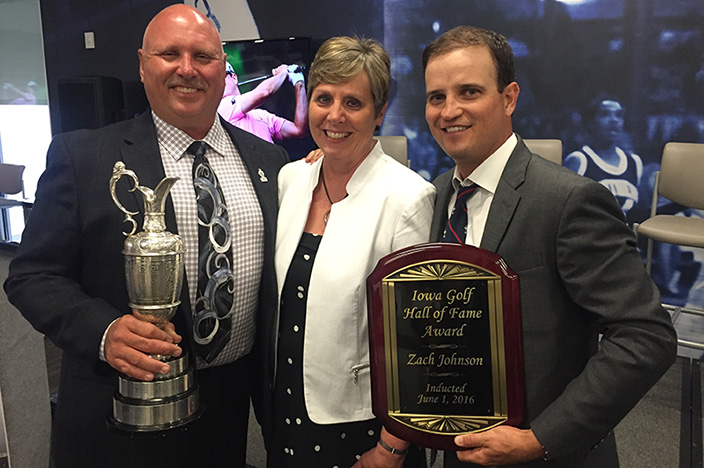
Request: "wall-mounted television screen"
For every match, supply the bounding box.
[222,37,314,160]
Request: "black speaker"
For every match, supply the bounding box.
[57,76,125,133]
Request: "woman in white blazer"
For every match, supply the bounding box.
[266,37,436,468]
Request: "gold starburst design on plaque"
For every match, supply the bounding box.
[392,262,484,280]
[393,415,502,433]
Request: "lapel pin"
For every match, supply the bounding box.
[258,168,269,183]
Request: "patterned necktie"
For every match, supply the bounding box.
[442,183,478,244]
[188,141,234,363]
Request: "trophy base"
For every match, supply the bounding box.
[107,388,204,436]
[108,352,203,435]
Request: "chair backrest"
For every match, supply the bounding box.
[523,139,563,165]
[0,163,25,195]
[658,142,704,210]
[374,136,408,167]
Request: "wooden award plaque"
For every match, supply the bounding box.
[366,242,524,450]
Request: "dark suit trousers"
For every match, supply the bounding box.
[189,353,254,468]
[52,353,253,468]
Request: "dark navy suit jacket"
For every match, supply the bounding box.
[4,111,287,467]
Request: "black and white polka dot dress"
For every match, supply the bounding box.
[269,232,381,468]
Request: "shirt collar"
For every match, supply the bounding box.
[152,111,231,160]
[452,133,517,193]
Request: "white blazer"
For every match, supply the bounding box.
[275,141,436,424]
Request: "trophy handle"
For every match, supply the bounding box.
[110,161,141,237]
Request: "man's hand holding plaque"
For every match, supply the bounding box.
[453,425,544,465]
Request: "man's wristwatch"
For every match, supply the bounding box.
[378,438,409,455]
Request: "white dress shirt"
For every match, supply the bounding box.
[446,134,517,246]
[100,113,263,368]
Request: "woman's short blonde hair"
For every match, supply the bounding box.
[307,36,391,117]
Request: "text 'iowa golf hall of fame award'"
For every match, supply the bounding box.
[367,243,524,450]
[107,162,202,433]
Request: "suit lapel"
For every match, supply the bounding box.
[117,112,192,334]
[121,112,165,187]
[119,112,176,232]
[220,120,278,224]
[224,122,262,183]
[431,170,455,241]
[480,139,531,253]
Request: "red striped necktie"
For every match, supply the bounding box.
[442,183,478,244]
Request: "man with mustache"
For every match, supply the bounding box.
[423,26,676,467]
[4,4,287,467]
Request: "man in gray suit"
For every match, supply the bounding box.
[424,26,676,467]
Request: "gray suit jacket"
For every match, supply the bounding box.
[4,111,288,467]
[432,137,676,467]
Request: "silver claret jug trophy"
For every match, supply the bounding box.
[107,161,202,433]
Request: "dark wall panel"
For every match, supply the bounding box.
[39,0,177,134]
[57,76,124,133]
